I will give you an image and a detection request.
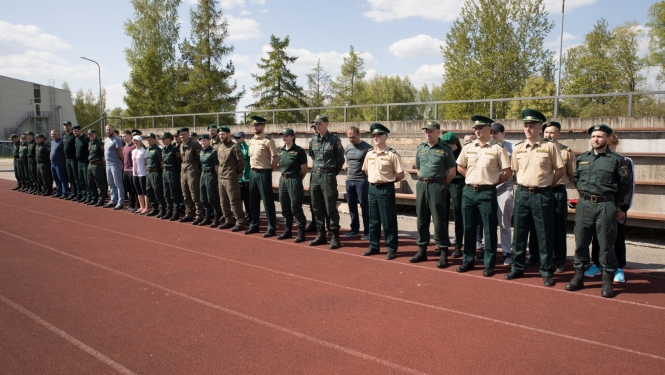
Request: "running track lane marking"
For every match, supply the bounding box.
[0,230,429,375]
[2,230,665,364]
[0,293,137,375]
[2,201,663,311]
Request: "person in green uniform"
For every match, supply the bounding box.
[62,121,78,200]
[411,121,457,264]
[308,115,345,249]
[566,124,632,298]
[198,134,222,227]
[277,128,309,242]
[86,129,108,206]
[361,123,405,260]
[305,122,331,234]
[34,134,53,195]
[18,135,29,192]
[160,132,183,221]
[216,126,246,232]
[144,133,167,217]
[10,134,22,191]
[25,132,38,194]
[234,131,252,224]
[178,127,205,224]
[72,125,90,203]
[440,132,465,258]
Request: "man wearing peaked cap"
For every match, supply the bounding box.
[566,124,631,298]
[411,119,457,265]
[25,131,39,194]
[160,132,184,220]
[73,124,91,203]
[86,127,108,206]
[144,133,167,218]
[344,125,372,241]
[178,126,205,223]
[34,133,53,196]
[18,135,30,192]
[362,123,405,260]
[10,134,23,191]
[215,124,246,231]
[197,133,223,227]
[276,127,309,242]
[62,121,78,199]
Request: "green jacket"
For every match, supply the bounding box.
[75,135,90,163]
[238,142,250,183]
[35,141,51,163]
[19,142,28,159]
[200,146,218,172]
[88,138,104,162]
[12,141,20,158]
[27,139,37,158]
[146,144,163,169]
[415,140,456,179]
[574,149,632,205]
[162,144,181,169]
[309,131,345,174]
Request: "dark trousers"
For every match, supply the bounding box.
[66,159,78,197]
[512,189,554,277]
[51,164,68,196]
[163,169,183,210]
[346,179,369,234]
[146,171,166,210]
[592,217,627,269]
[249,169,276,231]
[87,163,108,202]
[19,158,29,187]
[528,185,568,266]
[279,176,306,228]
[310,172,340,231]
[200,171,221,216]
[462,187,498,269]
[444,180,465,251]
[369,183,399,252]
[37,163,53,192]
[240,181,251,222]
[573,199,619,273]
[76,161,89,199]
[28,158,38,187]
[123,171,137,208]
[13,158,22,186]
[416,181,450,248]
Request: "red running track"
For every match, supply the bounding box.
[1,178,665,374]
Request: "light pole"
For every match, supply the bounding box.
[554,0,565,118]
[80,57,103,122]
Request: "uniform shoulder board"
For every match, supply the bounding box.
[496,142,504,148]
[464,140,472,145]
[389,148,396,154]
[417,142,427,148]
[265,135,271,140]
[562,145,569,150]
[368,147,374,151]
[514,140,524,146]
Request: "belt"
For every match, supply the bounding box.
[37,162,51,165]
[164,166,176,171]
[552,185,567,192]
[419,177,445,184]
[147,167,162,172]
[517,185,552,194]
[313,168,335,174]
[580,193,615,203]
[89,161,103,165]
[370,182,392,187]
[465,184,494,192]
[251,168,271,172]
[282,173,300,179]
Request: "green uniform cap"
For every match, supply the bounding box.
[63,121,72,125]
[20,135,26,139]
[471,115,493,126]
[36,133,46,139]
[9,134,18,139]
[588,124,612,135]
[280,127,295,136]
[422,120,440,130]
[250,115,267,124]
[87,129,96,134]
[178,127,189,133]
[440,131,456,143]
[370,122,390,135]
[26,131,35,136]
[207,124,218,130]
[72,125,81,130]
[190,132,198,138]
[545,121,561,130]
[220,126,231,133]
[522,108,546,123]
[312,114,329,123]
[199,133,210,140]
[160,132,173,140]
[145,132,156,139]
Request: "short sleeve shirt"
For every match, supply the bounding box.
[278,144,308,175]
[104,135,124,167]
[511,138,564,188]
[248,134,278,169]
[457,139,511,186]
[415,140,456,179]
[554,141,575,186]
[362,147,404,184]
[345,141,372,181]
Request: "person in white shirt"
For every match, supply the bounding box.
[131,135,148,214]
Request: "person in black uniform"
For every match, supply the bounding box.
[86,129,108,206]
[62,121,78,200]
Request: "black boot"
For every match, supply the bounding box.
[329,229,341,249]
[601,271,614,298]
[305,221,317,232]
[409,246,428,263]
[278,225,292,240]
[450,248,462,258]
[170,208,181,221]
[156,209,165,219]
[436,248,449,268]
[12,185,21,191]
[146,208,158,217]
[565,268,585,291]
[210,215,220,228]
[308,230,327,246]
[198,214,212,226]
[294,226,306,243]
[161,209,172,220]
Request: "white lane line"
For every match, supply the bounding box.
[2,201,663,312]
[2,230,665,364]
[0,293,136,375]
[0,230,428,375]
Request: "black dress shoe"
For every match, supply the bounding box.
[94,201,104,207]
[51,195,61,199]
[179,216,194,223]
[103,203,115,208]
[192,218,202,225]
[386,252,396,260]
[59,195,67,199]
[231,225,245,232]
[504,271,525,280]
[146,210,158,217]
[450,249,462,258]
[263,230,276,238]
[483,268,495,277]
[64,195,74,201]
[543,276,555,287]
[244,226,259,235]
[363,248,380,256]
[86,201,96,205]
[456,263,475,273]
[113,205,123,210]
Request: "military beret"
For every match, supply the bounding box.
[588,124,612,135]
[178,127,189,133]
[522,108,546,123]
[63,121,72,125]
[26,131,35,136]
[199,133,210,140]
[422,120,440,130]
[207,124,218,130]
[471,115,493,126]
[545,121,561,130]
[160,132,173,140]
[36,133,46,139]
[131,129,142,136]
[9,134,18,139]
[87,129,96,134]
[72,125,81,130]
[233,131,246,138]
[144,133,156,139]
[280,128,295,136]
[370,122,390,135]
[313,114,329,123]
[440,131,456,143]
[220,126,231,133]
[251,115,267,124]
[190,132,198,138]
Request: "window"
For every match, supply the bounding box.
[33,84,41,103]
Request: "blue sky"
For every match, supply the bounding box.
[0,0,658,112]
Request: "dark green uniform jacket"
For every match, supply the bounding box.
[75,135,90,162]
[146,145,163,169]
[88,138,104,162]
[279,144,308,175]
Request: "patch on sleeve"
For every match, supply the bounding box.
[579,161,590,165]
[620,165,628,177]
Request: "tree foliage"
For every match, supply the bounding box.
[331,46,366,107]
[647,1,665,83]
[306,59,332,108]
[73,88,107,128]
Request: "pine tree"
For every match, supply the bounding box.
[331,46,366,107]
[306,59,331,108]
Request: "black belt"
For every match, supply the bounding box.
[251,168,271,172]
[282,173,300,179]
[89,161,103,165]
[552,185,567,192]
[164,166,176,171]
[313,168,335,174]
[419,177,445,184]
[580,193,615,203]
[370,182,392,187]
[466,184,494,192]
[517,185,552,194]
[147,167,162,172]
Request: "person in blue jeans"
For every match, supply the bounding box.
[49,129,69,198]
[344,126,371,240]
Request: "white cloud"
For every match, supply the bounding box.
[545,31,579,54]
[240,9,251,15]
[388,35,445,58]
[635,25,651,57]
[104,84,126,110]
[0,21,73,51]
[226,15,263,41]
[0,51,97,79]
[282,48,376,76]
[251,0,266,4]
[409,64,445,88]
[544,0,597,13]
[260,8,269,13]
[221,0,246,9]
[364,0,465,22]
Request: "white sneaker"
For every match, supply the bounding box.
[584,264,601,278]
[503,254,513,266]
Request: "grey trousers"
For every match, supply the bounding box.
[496,186,514,255]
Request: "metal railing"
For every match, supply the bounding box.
[116,90,665,128]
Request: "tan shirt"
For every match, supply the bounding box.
[179,139,202,173]
[361,146,404,184]
[554,141,575,186]
[456,139,511,186]
[511,137,564,187]
[248,133,278,169]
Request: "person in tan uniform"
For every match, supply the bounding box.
[244,115,279,237]
[455,115,512,276]
[177,127,205,223]
[505,109,564,287]
[216,126,247,232]
[527,121,575,272]
[361,123,404,260]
